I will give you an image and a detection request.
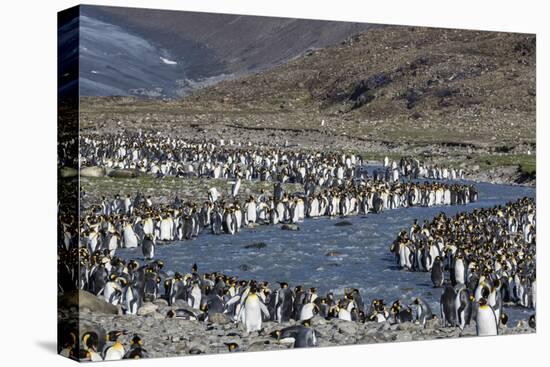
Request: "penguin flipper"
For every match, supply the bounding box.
[225,295,241,308]
[259,301,270,318]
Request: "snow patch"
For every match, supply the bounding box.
[160,56,177,65]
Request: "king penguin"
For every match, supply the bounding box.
[240,286,270,332]
[475,298,498,336]
[141,234,155,260]
[431,256,445,287]
[440,283,457,327]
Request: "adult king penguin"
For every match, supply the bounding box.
[475,298,498,336]
[239,286,270,332]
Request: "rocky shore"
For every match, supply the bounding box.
[60,295,535,358]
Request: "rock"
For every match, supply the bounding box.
[424,317,440,329]
[334,220,353,226]
[396,322,418,331]
[311,315,328,325]
[239,264,251,271]
[394,333,413,342]
[58,290,118,314]
[152,311,165,320]
[59,167,78,178]
[515,320,529,329]
[337,321,359,335]
[209,313,232,325]
[243,242,267,249]
[281,224,300,231]
[106,168,139,178]
[80,166,106,177]
[154,299,169,307]
[247,340,271,352]
[138,302,159,316]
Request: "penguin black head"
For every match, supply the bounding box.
[130,334,143,347]
[528,314,536,329]
[106,330,126,342]
[192,263,198,273]
[500,312,508,326]
[270,329,282,340]
[478,298,489,307]
[481,286,491,299]
[128,260,139,271]
[82,331,99,351]
[390,300,401,314]
[224,342,239,352]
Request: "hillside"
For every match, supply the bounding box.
[75,5,375,97]
[80,25,536,183]
[184,26,535,145]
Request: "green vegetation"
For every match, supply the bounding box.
[474,153,536,175]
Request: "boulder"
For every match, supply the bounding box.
[59,167,78,178]
[281,224,300,231]
[80,166,106,177]
[209,313,232,325]
[138,302,159,316]
[107,168,139,178]
[334,220,353,226]
[58,290,118,314]
[243,242,267,249]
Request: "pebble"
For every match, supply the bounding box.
[67,310,534,358]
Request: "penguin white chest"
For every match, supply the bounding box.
[243,296,263,332]
[476,306,498,336]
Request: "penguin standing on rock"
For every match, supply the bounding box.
[431,256,444,287]
[411,298,433,326]
[239,286,270,332]
[455,287,473,330]
[440,283,457,327]
[274,282,293,323]
[475,298,498,336]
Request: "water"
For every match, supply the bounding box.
[116,180,535,324]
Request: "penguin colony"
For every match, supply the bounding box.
[390,197,536,335]
[59,251,448,357]
[79,132,464,183]
[68,176,478,258]
[57,132,535,360]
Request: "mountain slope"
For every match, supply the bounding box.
[81,25,535,151]
[77,5,375,97]
[187,25,535,143]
